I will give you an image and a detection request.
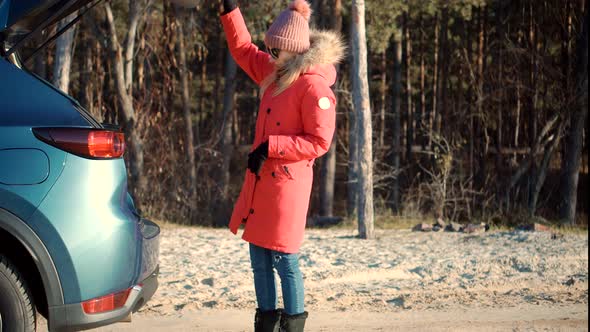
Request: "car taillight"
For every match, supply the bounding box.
[33,128,125,159]
[81,288,132,314]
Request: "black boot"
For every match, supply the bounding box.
[254,308,282,332]
[280,311,308,332]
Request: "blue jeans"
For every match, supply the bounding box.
[249,243,305,315]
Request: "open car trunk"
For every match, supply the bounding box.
[0,0,102,61]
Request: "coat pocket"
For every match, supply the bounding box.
[270,163,295,181]
[281,165,295,180]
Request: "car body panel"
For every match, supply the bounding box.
[28,152,148,304]
[0,127,66,220]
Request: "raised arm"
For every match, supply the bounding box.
[220,5,274,85]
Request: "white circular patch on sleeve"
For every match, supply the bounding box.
[318,97,331,110]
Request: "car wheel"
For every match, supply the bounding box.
[0,255,35,332]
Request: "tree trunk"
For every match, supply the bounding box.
[78,21,91,113]
[319,0,342,218]
[351,0,374,239]
[560,9,588,224]
[34,34,47,79]
[216,48,237,226]
[530,126,564,216]
[495,1,505,209]
[347,95,358,218]
[175,8,197,216]
[311,0,324,28]
[528,1,538,148]
[125,2,141,96]
[379,51,387,148]
[197,24,209,142]
[436,7,449,138]
[214,28,225,115]
[95,39,106,122]
[474,6,487,191]
[330,0,342,35]
[526,1,539,208]
[404,14,414,159]
[319,143,336,217]
[430,14,439,149]
[53,12,77,93]
[390,33,402,212]
[104,3,147,198]
[418,13,426,149]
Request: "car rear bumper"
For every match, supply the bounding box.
[47,218,160,331]
[48,265,159,332]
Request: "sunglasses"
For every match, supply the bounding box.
[266,46,281,59]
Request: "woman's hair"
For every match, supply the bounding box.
[260,52,300,97]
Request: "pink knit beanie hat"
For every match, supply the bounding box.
[264,0,312,53]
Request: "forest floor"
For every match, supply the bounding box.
[39,225,588,331]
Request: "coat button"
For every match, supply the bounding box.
[242,218,247,223]
[279,151,285,156]
[276,122,281,126]
[267,108,271,114]
[271,172,276,178]
[250,209,255,214]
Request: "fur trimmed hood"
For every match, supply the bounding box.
[263,29,346,95]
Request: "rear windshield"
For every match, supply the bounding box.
[0,57,90,127]
[2,1,64,51]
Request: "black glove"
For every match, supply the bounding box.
[247,141,269,176]
[221,0,238,15]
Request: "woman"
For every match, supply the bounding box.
[220,0,344,331]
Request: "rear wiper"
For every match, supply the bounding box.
[101,123,122,131]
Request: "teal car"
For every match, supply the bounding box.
[0,1,160,331]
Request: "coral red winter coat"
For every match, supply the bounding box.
[221,8,344,253]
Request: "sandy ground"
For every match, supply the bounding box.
[38,226,588,331]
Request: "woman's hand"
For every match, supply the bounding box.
[247,141,269,176]
[221,0,238,15]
